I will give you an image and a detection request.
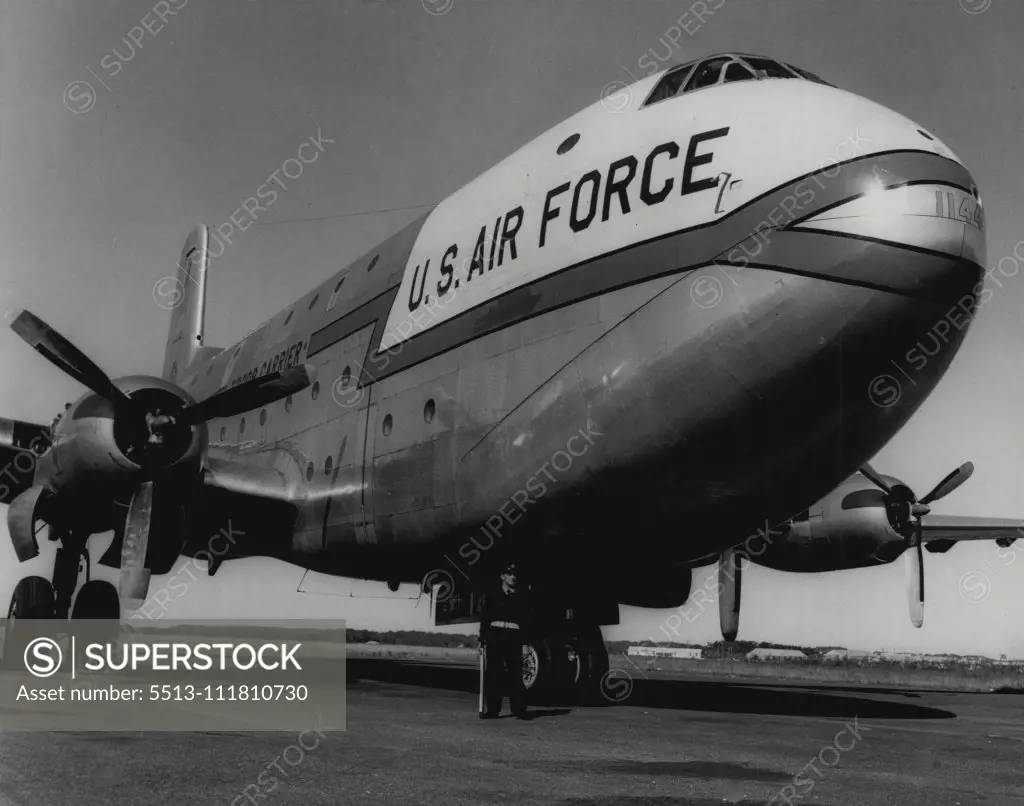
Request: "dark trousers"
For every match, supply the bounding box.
[481,624,526,716]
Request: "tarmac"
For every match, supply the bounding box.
[1,658,1023,805]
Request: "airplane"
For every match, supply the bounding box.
[1,52,1018,697]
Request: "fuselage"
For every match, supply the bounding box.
[162,55,985,596]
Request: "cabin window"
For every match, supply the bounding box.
[285,395,293,412]
[308,293,320,310]
[382,414,393,436]
[325,456,333,475]
[284,311,294,326]
[311,381,320,401]
[341,366,351,387]
[557,133,581,155]
[259,409,267,426]
[219,426,226,441]
[326,277,345,312]
[367,255,379,272]
[239,417,246,435]
[423,399,436,424]
[306,462,314,481]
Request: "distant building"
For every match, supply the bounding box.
[746,648,806,661]
[628,646,702,660]
[822,648,871,661]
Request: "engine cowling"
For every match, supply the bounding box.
[616,563,693,608]
[42,375,206,494]
[750,473,908,572]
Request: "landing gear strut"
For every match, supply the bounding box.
[2,528,120,665]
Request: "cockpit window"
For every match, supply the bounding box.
[786,63,833,86]
[742,57,798,79]
[645,62,695,105]
[724,62,755,82]
[643,54,828,108]
[684,57,731,92]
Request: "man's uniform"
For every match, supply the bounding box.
[479,567,528,719]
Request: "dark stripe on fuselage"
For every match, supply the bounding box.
[306,150,975,387]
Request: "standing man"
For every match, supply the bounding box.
[479,562,529,720]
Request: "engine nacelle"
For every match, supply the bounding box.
[616,563,693,608]
[751,473,908,572]
[42,375,206,494]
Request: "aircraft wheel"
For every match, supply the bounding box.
[1,576,55,668]
[71,580,120,620]
[575,628,610,704]
[522,637,579,693]
[521,640,543,690]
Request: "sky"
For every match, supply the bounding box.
[1,0,1024,656]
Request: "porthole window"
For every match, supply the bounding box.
[327,276,346,312]
[239,417,246,435]
[423,399,436,423]
[557,133,580,155]
[285,395,293,412]
[308,293,320,310]
[311,381,320,400]
[259,409,267,426]
[306,462,314,481]
[341,365,351,387]
[325,456,333,475]
[367,254,379,272]
[382,414,393,436]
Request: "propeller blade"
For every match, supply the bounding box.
[860,463,892,494]
[904,538,924,628]
[718,547,743,642]
[919,461,975,506]
[10,310,131,407]
[119,481,154,610]
[178,364,316,426]
[7,485,48,562]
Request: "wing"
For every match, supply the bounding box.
[921,514,1024,553]
[921,514,1024,542]
[202,455,297,501]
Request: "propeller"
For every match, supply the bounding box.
[11,310,313,432]
[119,482,154,609]
[11,310,132,409]
[9,309,314,607]
[861,461,975,628]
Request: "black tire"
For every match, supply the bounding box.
[71,580,120,620]
[576,628,611,705]
[1,576,55,668]
[522,636,579,694]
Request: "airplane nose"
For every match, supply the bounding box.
[715,150,986,310]
[794,177,986,300]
